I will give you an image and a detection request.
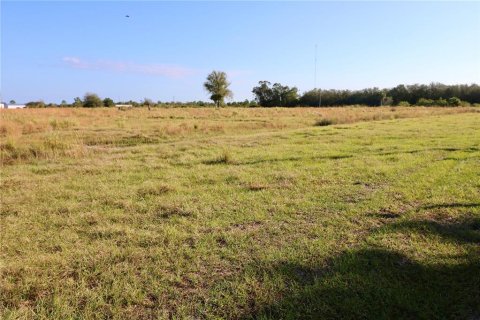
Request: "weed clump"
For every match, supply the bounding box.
[154,204,193,218]
[315,118,335,126]
[50,119,75,130]
[246,182,268,191]
[204,150,235,165]
[137,184,172,197]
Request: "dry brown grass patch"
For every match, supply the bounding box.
[137,184,173,197]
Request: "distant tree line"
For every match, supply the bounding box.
[24,93,257,109]
[23,83,480,108]
[252,82,480,107]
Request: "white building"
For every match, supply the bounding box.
[0,103,26,109]
[8,104,26,109]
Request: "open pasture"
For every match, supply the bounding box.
[1,107,479,319]
[0,107,476,165]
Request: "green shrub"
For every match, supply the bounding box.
[398,101,410,107]
[435,98,448,107]
[447,97,462,107]
[26,101,46,108]
[416,98,434,106]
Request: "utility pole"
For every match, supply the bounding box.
[314,44,317,90]
[315,44,322,107]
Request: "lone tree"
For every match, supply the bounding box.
[83,93,103,108]
[103,98,115,107]
[143,98,154,110]
[203,71,232,107]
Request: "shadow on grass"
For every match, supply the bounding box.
[374,146,480,157]
[396,218,479,243]
[422,202,480,210]
[257,145,480,164]
[243,217,480,319]
[237,154,353,166]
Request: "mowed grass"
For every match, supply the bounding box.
[1,107,479,319]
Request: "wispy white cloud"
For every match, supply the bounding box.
[62,56,89,68]
[62,56,195,78]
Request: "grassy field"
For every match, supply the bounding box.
[1,107,479,319]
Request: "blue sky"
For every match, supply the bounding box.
[2,1,479,103]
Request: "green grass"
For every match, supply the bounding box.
[1,111,479,319]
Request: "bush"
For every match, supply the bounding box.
[26,101,46,108]
[416,98,435,106]
[435,98,447,107]
[73,97,83,108]
[398,101,410,107]
[447,97,462,107]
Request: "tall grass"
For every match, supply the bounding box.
[1,107,476,164]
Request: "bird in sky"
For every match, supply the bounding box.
[125,15,130,18]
